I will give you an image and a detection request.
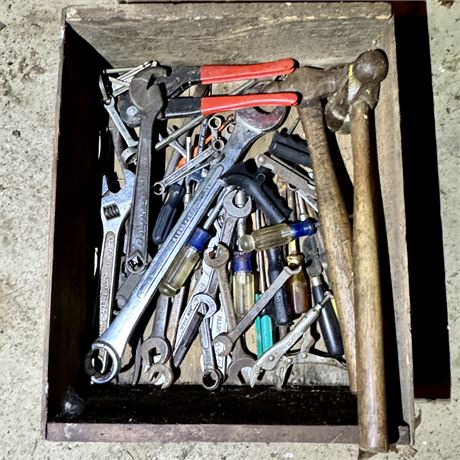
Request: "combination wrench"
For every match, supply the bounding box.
[141,294,171,367]
[204,244,256,384]
[85,105,287,384]
[212,265,300,357]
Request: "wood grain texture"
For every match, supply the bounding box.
[65,3,391,68]
[374,24,415,443]
[298,100,357,394]
[351,102,388,453]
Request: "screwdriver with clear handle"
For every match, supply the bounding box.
[239,218,318,253]
[159,190,229,297]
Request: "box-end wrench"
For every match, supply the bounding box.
[97,170,135,374]
[153,139,224,195]
[85,106,287,384]
[212,265,300,357]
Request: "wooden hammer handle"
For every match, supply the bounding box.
[351,101,388,453]
[297,100,357,394]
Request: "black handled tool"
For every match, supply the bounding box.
[268,131,312,168]
[303,235,344,358]
[152,184,185,245]
[222,160,291,225]
[264,247,295,327]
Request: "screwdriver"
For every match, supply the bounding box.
[303,235,344,358]
[254,210,274,356]
[286,190,311,315]
[159,191,228,297]
[232,193,256,320]
[239,218,317,253]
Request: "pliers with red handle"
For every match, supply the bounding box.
[157,58,299,118]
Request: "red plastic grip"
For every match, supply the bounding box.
[200,58,296,84]
[200,93,298,116]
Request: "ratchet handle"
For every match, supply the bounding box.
[200,58,296,84]
[311,276,344,358]
[152,184,185,245]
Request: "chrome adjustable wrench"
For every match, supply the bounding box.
[85,105,288,383]
[97,170,135,375]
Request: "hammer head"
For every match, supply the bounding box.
[325,50,388,133]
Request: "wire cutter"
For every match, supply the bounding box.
[148,58,299,118]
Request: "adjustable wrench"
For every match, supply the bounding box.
[85,106,287,384]
[213,265,300,357]
[97,170,135,374]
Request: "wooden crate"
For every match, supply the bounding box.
[43,2,414,444]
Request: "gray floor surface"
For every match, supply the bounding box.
[0,0,459,458]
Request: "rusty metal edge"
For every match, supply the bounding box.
[41,10,68,441]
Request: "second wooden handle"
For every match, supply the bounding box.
[298,100,357,394]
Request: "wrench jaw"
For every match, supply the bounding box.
[227,356,256,385]
[84,342,120,384]
[147,362,175,389]
[141,337,172,366]
[237,105,288,133]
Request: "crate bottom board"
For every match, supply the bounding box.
[46,385,409,443]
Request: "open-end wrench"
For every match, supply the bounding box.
[213,265,300,357]
[199,302,224,391]
[141,294,171,367]
[219,190,252,247]
[85,105,287,384]
[125,68,167,274]
[153,140,224,195]
[147,286,188,388]
[103,96,138,149]
[249,291,333,386]
[97,170,135,375]
[204,245,256,383]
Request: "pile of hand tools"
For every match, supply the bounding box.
[85,50,390,453]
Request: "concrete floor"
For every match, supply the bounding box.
[0,0,459,458]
